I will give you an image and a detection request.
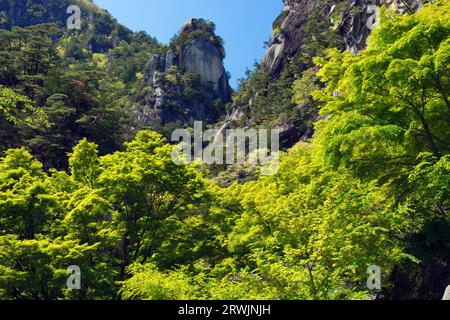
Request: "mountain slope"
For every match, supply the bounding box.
[224,0,428,149]
[0,0,164,169]
[0,0,448,301]
[0,0,233,169]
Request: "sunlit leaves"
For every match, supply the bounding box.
[0,86,48,128]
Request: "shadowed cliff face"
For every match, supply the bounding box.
[263,0,424,76]
[218,0,427,150]
[263,0,329,76]
[222,0,345,147]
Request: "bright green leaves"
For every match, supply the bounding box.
[199,1,450,300]
[0,1,448,301]
[0,236,98,300]
[318,116,409,176]
[120,263,198,300]
[68,138,101,188]
[0,131,209,299]
[99,131,205,219]
[98,131,209,269]
[214,153,409,299]
[64,188,115,245]
[292,68,321,106]
[0,148,44,181]
[407,153,450,218]
[0,148,50,239]
[434,39,450,74]
[281,0,450,299]
[315,1,450,172]
[0,86,47,128]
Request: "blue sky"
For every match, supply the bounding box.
[94,0,284,88]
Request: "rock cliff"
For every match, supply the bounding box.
[135,18,231,128]
[263,0,424,76]
[263,0,331,76]
[180,37,229,101]
[222,0,426,148]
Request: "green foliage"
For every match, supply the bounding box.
[0,17,163,169]
[0,235,101,300]
[0,131,210,299]
[0,86,47,127]
[68,138,100,188]
[0,148,49,239]
[169,19,224,56]
[121,264,197,300]
[314,1,450,173]
[292,68,321,106]
[0,0,448,301]
[231,0,344,143]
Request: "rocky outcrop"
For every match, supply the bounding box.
[221,0,426,147]
[136,18,231,127]
[145,36,230,101]
[263,0,424,75]
[222,0,337,145]
[180,38,230,101]
[263,0,335,76]
[335,0,424,53]
[144,55,162,83]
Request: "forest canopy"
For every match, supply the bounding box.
[0,0,449,300]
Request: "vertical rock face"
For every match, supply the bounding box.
[164,49,174,72]
[220,0,427,151]
[263,0,331,76]
[263,0,424,76]
[137,18,231,127]
[145,19,231,102]
[144,54,162,83]
[336,0,424,53]
[179,38,230,101]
